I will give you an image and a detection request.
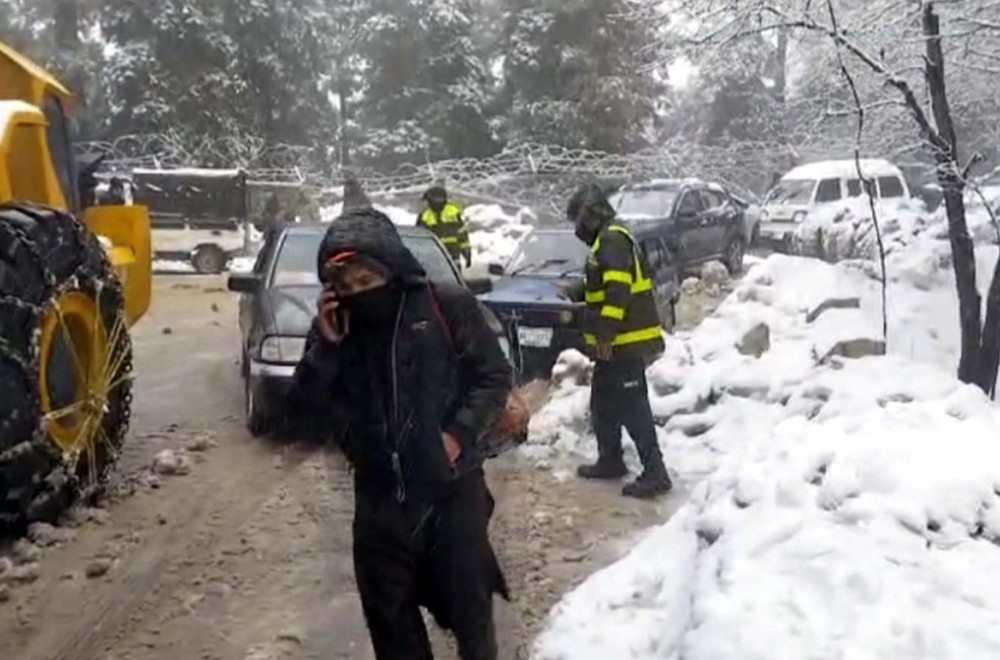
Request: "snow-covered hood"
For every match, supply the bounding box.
[478,275,581,307]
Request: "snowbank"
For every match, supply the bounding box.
[531,255,1000,660]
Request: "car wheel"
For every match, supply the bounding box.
[724,236,746,275]
[245,378,270,437]
[192,244,227,274]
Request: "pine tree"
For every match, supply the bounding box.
[352,0,495,168]
[499,0,661,153]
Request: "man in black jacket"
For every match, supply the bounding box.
[568,184,672,499]
[285,208,512,660]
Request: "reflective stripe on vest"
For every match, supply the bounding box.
[590,225,653,294]
[420,204,463,227]
[584,327,663,347]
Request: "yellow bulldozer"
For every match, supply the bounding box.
[0,40,151,527]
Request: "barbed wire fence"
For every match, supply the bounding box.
[78,134,862,214]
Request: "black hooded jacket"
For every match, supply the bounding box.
[285,210,512,503]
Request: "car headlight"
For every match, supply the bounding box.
[259,335,307,364]
[792,211,808,223]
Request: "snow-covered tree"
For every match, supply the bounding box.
[351,0,496,168]
[498,0,662,152]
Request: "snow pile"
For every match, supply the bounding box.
[465,204,534,267]
[532,255,1000,659]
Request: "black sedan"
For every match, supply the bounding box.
[609,179,747,275]
[480,227,679,382]
[228,224,506,435]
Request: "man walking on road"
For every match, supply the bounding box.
[417,184,472,269]
[568,184,673,499]
[285,208,512,659]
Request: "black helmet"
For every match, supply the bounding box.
[567,183,615,246]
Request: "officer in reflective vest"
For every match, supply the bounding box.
[417,185,472,268]
[568,183,672,499]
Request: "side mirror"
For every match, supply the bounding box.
[466,277,493,295]
[227,272,261,293]
[488,263,505,277]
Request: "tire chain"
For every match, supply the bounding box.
[0,203,133,528]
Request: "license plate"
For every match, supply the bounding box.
[517,326,554,348]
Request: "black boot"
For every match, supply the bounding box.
[577,459,628,480]
[622,469,672,499]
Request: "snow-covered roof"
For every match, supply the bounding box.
[0,100,40,136]
[133,167,244,178]
[783,159,903,181]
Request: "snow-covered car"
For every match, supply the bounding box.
[609,179,748,276]
[481,227,679,381]
[227,223,506,435]
[759,159,911,249]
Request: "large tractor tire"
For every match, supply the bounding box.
[0,204,133,529]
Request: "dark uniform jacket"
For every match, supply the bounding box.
[584,221,665,361]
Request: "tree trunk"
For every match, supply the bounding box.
[53,0,80,48]
[977,252,1000,394]
[923,4,984,386]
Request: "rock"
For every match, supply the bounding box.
[737,322,771,358]
[821,338,886,362]
[11,540,41,565]
[63,507,110,528]
[806,297,861,323]
[0,584,9,603]
[0,557,12,577]
[85,558,113,579]
[276,629,305,645]
[28,522,74,547]
[162,327,173,335]
[156,514,168,526]
[3,563,40,585]
[680,277,702,297]
[704,283,722,298]
[210,303,220,313]
[700,261,730,286]
[152,449,193,476]
[185,433,218,453]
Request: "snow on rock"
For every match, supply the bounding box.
[532,249,1000,659]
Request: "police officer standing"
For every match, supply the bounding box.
[417,184,472,269]
[568,184,672,499]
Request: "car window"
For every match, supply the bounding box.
[268,231,461,287]
[699,190,726,210]
[765,180,815,205]
[507,232,589,275]
[607,189,679,218]
[878,176,905,199]
[847,178,876,198]
[676,191,702,216]
[815,178,842,203]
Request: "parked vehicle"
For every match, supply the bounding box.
[759,159,912,249]
[482,227,679,381]
[228,224,504,435]
[608,179,747,276]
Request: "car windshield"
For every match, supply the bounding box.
[608,188,679,217]
[270,231,460,287]
[506,232,589,276]
[765,180,816,205]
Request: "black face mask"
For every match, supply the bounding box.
[574,215,603,246]
[342,284,401,327]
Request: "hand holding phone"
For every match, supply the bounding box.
[317,289,349,343]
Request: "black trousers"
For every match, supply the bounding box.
[590,357,665,473]
[353,470,505,660]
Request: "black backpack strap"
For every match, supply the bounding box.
[426,282,456,352]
